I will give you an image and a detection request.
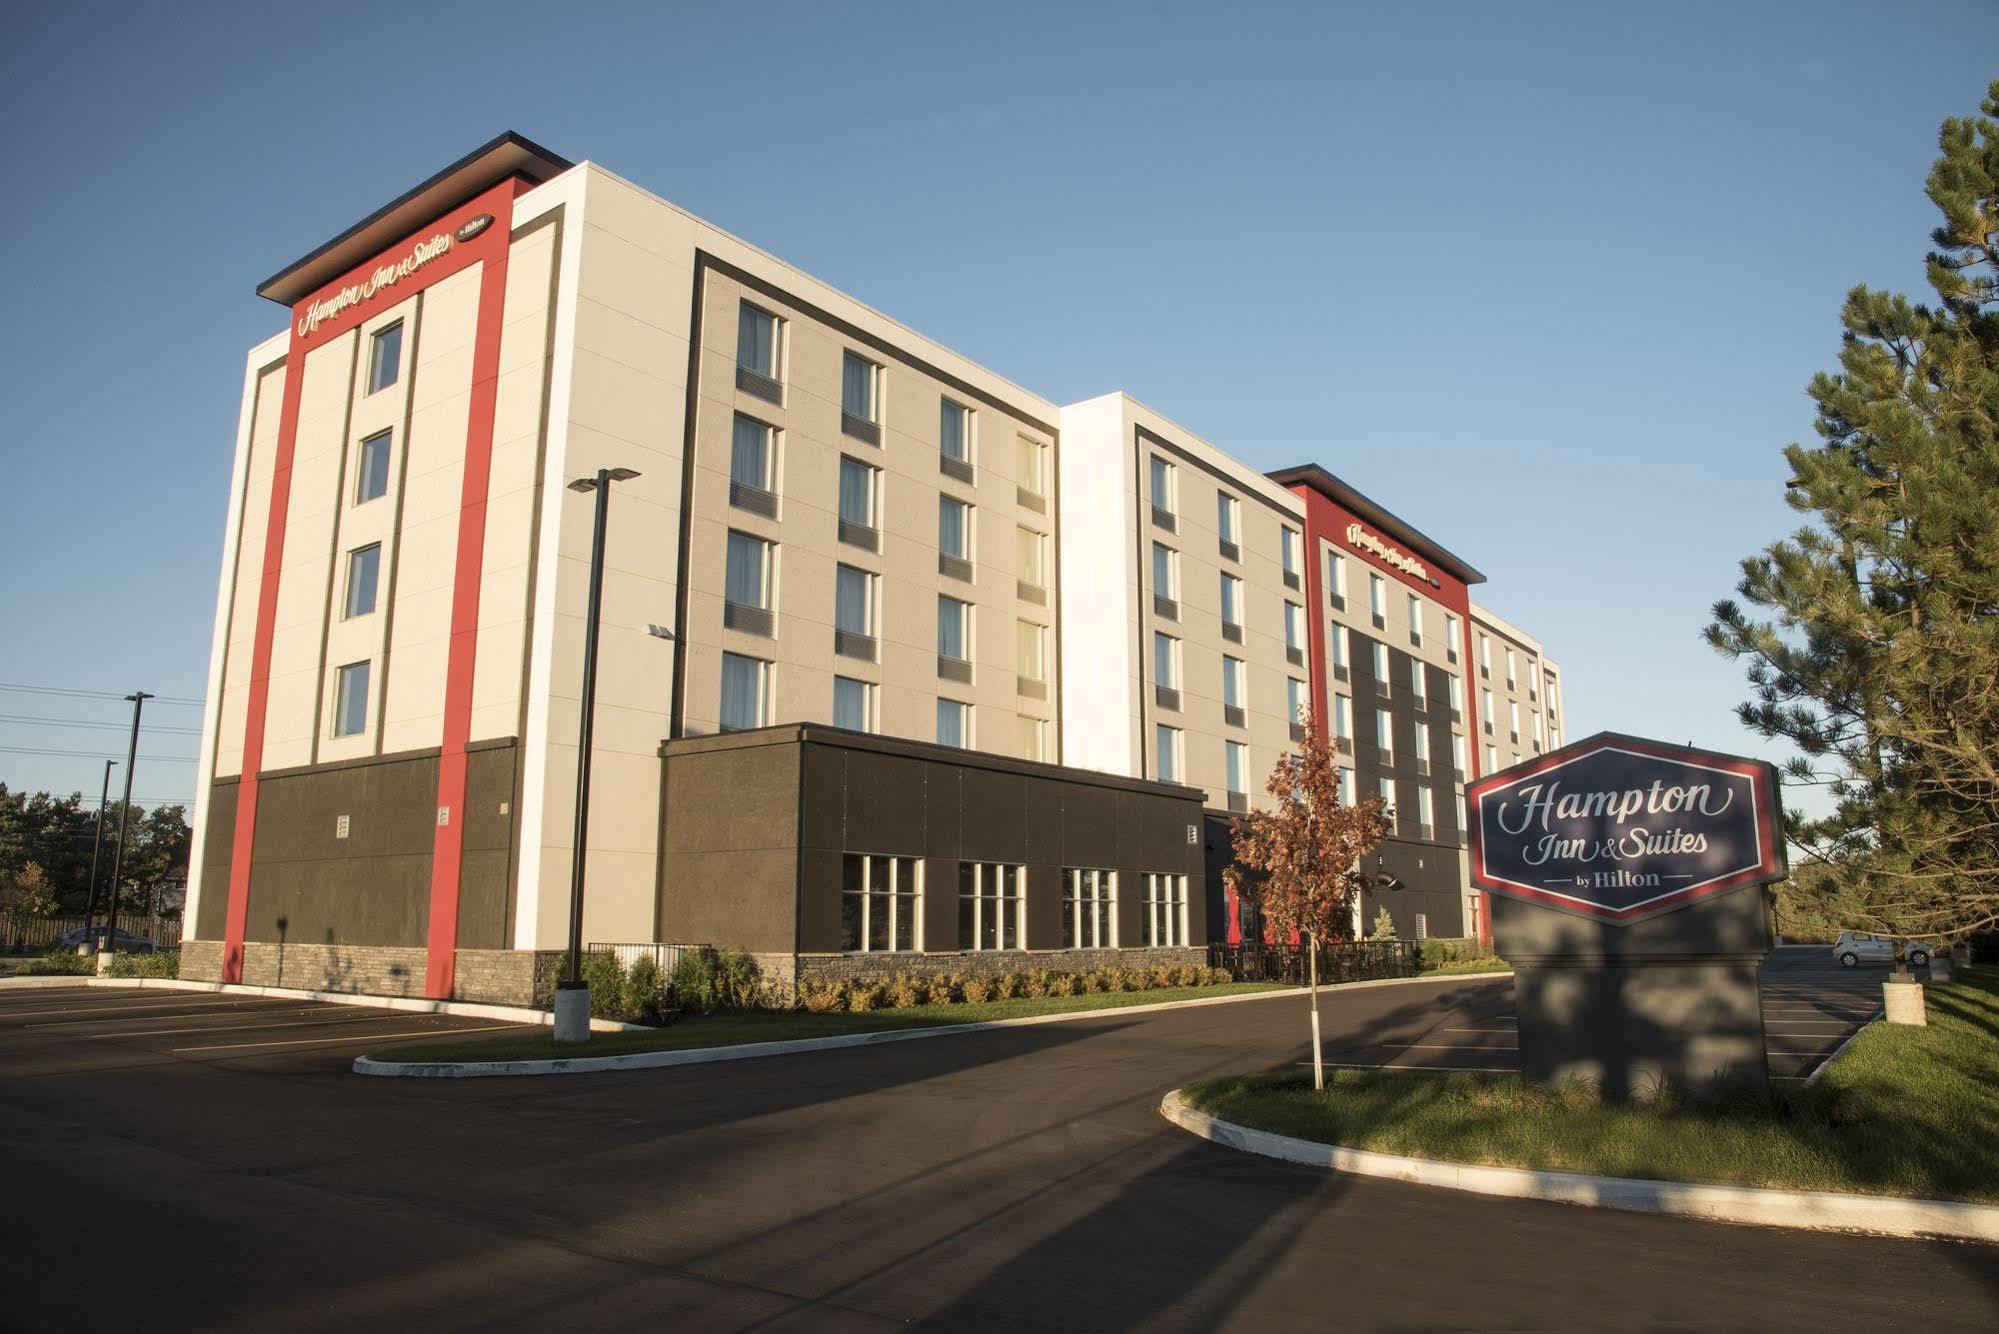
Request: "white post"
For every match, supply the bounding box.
[1308,929,1324,1091]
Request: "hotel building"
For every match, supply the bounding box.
[181,135,1565,1003]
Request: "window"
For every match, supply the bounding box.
[1328,551,1348,606]
[1220,573,1243,628]
[958,862,1023,950]
[1414,723,1431,767]
[937,698,971,748]
[1505,647,1518,689]
[720,652,770,731]
[1226,740,1248,796]
[1418,786,1435,835]
[1064,868,1116,949]
[1481,687,1495,728]
[939,496,972,561]
[332,661,369,738]
[937,595,971,660]
[833,675,874,731]
[366,322,402,395]
[1283,602,1304,654]
[1151,542,1177,598]
[1445,612,1460,661]
[730,414,775,493]
[343,544,381,619]
[737,303,779,378]
[1485,742,1499,773]
[1017,619,1046,683]
[1334,694,1352,741]
[1407,593,1422,644]
[940,399,972,464]
[1378,774,1395,810]
[1479,633,1492,674]
[841,352,879,424]
[835,564,874,643]
[1016,436,1046,498]
[1375,707,1393,759]
[1529,669,1540,701]
[1149,455,1175,513]
[838,456,878,529]
[1216,492,1239,544]
[1532,711,1545,746]
[1510,700,1521,740]
[1449,674,1465,716]
[1369,573,1386,620]
[1332,624,1349,677]
[1155,725,1182,783]
[355,430,392,504]
[1153,632,1179,689]
[1339,767,1357,807]
[841,853,919,952]
[1223,656,1246,709]
[1373,642,1390,691]
[1453,733,1467,777]
[1016,526,1047,590]
[725,532,772,611]
[1018,716,1049,762]
[1281,527,1301,581]
[1407,656,1426,708]
[1142,873,1187,947]
[1286,677,1306,728]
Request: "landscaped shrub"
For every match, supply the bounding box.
[960,974,993,1003]
[799,979,842,1013]
[715,949,759,1008]
[27,945,95,977]
[1019,969,1049,999]
[845,977,883,1012]
[670,951,719,1014]
[1200,964,1233,987]
[106,950,179,980]
[923,973,959,1005]
[1167,963,1196,988]
[1417,937,1499,970]
[885,972,921,1008]
[992,970,1022,1001]
[581,951,627,1019]
[1150,965,1175,990]
[622,956,667,1023]
[1046,971,1077,997]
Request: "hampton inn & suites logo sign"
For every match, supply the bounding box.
[292,211,495,338]
[1345,523,1431,583]
[1467,732,1784,924]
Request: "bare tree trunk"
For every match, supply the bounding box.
[1308,929,1324,1091]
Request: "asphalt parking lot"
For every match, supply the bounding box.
[0,984,537,1074]
[1317,947,1887,1080]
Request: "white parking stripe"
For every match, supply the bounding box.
[27,1006,331,1030]
[0,997,288,1020]
[86,1013,389,1040]
[172,1024,518,1053]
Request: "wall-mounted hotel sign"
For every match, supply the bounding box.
[1344,522,1432,584]
[296,230,457,336]
[1468,732,1785,925]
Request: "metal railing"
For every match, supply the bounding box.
[588,942,706,977]
[1207,939,1418,985]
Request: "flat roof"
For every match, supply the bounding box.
[256,131,572,306]
[1267,463,1486,586]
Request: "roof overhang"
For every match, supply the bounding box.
[1268,462,1486,586]
[256,131,572,306]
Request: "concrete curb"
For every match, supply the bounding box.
[1158,1089,1999,1243]
[0,975,641,1033]
[352,971,1511,1078]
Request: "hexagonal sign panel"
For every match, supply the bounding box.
[1467,732,1786,925]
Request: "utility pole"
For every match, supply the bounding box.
[98,692,150,973]
[79,759,116,948]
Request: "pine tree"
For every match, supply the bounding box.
[1707,79,1999,944]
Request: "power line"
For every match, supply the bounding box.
[0,683,203,707]
[0,746,197,762]
[0,713,203,735]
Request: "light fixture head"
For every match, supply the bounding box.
[567,477,597,493]
[607,467,641,483]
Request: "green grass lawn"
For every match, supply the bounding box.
[369,981,1293,1064]
[1184,966,1999,1203]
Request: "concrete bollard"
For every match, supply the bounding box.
[552,983,592,1043]
[1883,976,1928,1026]
[95,952,115,977]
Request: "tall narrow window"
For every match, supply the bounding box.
[1151,542,1176,598]
[939,497,972,561]
[1453,733,1467,777]
[1479,633,1492,674]
[1418,786,1435,835]
[1143,873,1187,947]
[1149,456,1174,512]
[958,862,1023,950]
[1506,647,1518,688]
[1482,687,1495,730]
[1226,741,1248,797]
[343,544,381,619]
[1018,716,1049,762]
[1328,551,1348,606]
[1373,641,1390,690]
[835,564,874,658]
[1449,674,1465,716]
[838,457,877,530]
[1281,527,1301,582]
[1016,436,1046,498]
[725,532,772,612]
[1216,492,1239,544]
[356,430,392,504]
[842,352,878,423]
[1485,742,1499,773]
[1286,677,1306,728]
[366,323,402,395]
[937,595,971,662]
[1334,693,1352,741]
[1379,774,1396,811]
[937,698,970,748]
[1155,725,1182,783]
[833,676,874,731]
[1331,625,1349,677]
[332,661,370,738]
[1339,767,1357,807]
[1016,619,1046,683]
[1015,526,1046,590]
[1407,592,1422,644]
[940,399,972,464]
[1376,707,1393,759]
[730,415,774,494]
[841,853,919,952]
[737,303,779,378]
[719,653,769,731]
[1284,602,1304,656]
[1219,574,1243,630]
[1153,632,1179,689]
[1407,656,1426,708]
[1510,700,1521,739]
[1414,723,1432,768]
[1369,573,1386,620]
[1222,656,1246,710]
[1445,612,1461,662]
[1063,868,1116,949]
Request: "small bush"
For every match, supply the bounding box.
[1201,964,1233,987]
[844,977,882,1012]
[1417,937,1499,969]
[715,949,759,1009]
[960,974,993,1004]
[1098,965,1128,993]
[799,979,842,1013]
[1046,971,1077,997]
[885,972,921,1008]
[29,945,97,977]
[107,950,180,980]
[1150,965,1175,990]
[1019,969,1049,1000]
[1167,963,1196,988]
[921,973,958,1005]
[580,951,627,1019]
[622,956,667,1023]
[992,971,1022,1001]
[670,951,719,1014]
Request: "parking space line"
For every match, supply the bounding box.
[0,997,293,1020]
[24,1005,329,1029]
[171,1024,519,1053]
[1331,1041,1520,1052]
[84,1012,393,1040]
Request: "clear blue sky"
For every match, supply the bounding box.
[0,1,1989,810]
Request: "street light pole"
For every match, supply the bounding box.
[555,467,640,1043]
[79,759,116,949]
[98,692,151,973]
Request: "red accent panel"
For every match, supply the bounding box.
[218,180,526,989]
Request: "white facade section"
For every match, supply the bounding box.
[1056,393,1139,776]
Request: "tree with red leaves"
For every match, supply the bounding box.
[1224,705,1391,1089]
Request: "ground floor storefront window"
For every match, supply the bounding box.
[841,853,921,952]
[1143,873,1188,947]
[1063,868,1116,948]
[958,862,1024,950]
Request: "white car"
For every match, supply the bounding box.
[1831,932,1932,968]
